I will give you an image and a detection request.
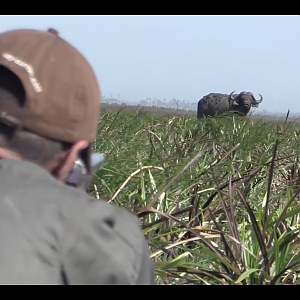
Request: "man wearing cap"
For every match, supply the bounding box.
[0,28,154,284]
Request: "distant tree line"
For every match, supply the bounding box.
[102,95,198,111]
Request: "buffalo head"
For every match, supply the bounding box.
[229,91,263,115]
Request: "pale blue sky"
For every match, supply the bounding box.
[1,15,299,113]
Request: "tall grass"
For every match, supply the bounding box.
[91,105,300,285]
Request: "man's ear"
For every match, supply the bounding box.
[53,140,89,182]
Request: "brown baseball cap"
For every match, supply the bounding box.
[0,28,101,172]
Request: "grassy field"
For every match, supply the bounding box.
[90,103,300,285]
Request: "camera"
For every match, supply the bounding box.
[65,153,105,191]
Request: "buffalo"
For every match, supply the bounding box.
[197,91,263,118]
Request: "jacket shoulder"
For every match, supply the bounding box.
[62,197,152,284]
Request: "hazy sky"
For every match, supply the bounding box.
[0,15,299,113]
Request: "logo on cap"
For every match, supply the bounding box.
[2,53,43,93]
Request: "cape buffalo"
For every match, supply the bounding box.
[197,91,263,118]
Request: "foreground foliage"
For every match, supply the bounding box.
[91,106,300,285]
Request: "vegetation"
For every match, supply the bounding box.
[90,103,300,285]
[102,96,198,110]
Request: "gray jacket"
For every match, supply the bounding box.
[0,159,154,284]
